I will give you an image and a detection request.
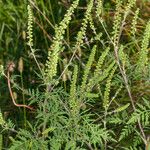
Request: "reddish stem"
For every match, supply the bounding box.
[7,71,34,110]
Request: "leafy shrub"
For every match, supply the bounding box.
[0,0,150,149]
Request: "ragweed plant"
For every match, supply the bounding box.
[131,8,140,37]
[45,0,79,82]
[136,20,150,76]
[1,0,149,149]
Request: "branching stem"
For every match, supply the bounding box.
[112,13,147,145]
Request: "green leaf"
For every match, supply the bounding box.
[42,127,56,135]
[115,103,130,113]
[0,134,2,150]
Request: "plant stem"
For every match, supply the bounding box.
[20,72,27,128]
[112,16,147,145]
[7,71,33,110]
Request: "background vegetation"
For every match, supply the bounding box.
[0,0,150,149]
